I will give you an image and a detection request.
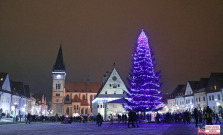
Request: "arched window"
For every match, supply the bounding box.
[82,95,85,100]
[65,95,69,101]
[81,108,84,114]
[74,105,76,110]
[77,105,79,110]
[85,108,88,114]
[66,108,69,114]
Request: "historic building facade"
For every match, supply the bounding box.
[92,66,129,120]
[51,46,101,116]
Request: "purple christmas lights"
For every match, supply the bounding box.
[125,29,163,112]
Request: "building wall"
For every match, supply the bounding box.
[207,91,223,113]
[52,73,65,116]
[175,97,185,111]
[194,92,207,111]
[184,96,194,112]
[167,99,176,112]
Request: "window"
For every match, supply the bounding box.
[56,93,60,96]
[105,91,107,94]
[101,105,102,108]
[209,96,211,101]
[118,84,120,87]
[82,95,85,100]
[212,95,214,100]
[114,91,116,95]
[56,84,61,89]
[65,95,69,101]
[56,99,59,102]
[77,105,78,110]
[214,85,216,90]
[74,105,76,110]
[97,105,99,108]
[218,94,220,100]
[110,84,112,87]
[123,91,125,94]
[196,98,198,102]
[6,97,9,103]
[199,98,200,102]
[203,97,205,101]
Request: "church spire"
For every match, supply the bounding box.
[53,45,66,72]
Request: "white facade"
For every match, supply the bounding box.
[92,67,129,120]
[51,72,66,116]
[184,82,195,112]
[175,96,185,112]
[167,99,176,113]
[207,90,223,113]
[194,90,207,111]
[0,74,12,116]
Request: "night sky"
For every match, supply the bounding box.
[0,0,223,101]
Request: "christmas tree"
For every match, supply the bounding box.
[125,29,163,112]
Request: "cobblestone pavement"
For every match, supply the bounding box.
[0,121,222,135]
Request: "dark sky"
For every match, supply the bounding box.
[0,0,223,101]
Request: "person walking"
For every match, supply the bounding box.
[96,113,102,127]
[110,114,113,124]
[206,106,213,125]
[215,113,221,124]
[26,113,31,124]
[194,108,198,127]
[133,111,139,128]
[128,110,135,128]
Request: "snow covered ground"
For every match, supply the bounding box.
[0,121,222,135]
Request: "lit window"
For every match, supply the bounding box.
[214,85,216,90]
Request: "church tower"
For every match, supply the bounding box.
[51,45,66,116]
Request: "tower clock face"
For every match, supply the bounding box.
[56,75,62,79]
[112,76,117,81]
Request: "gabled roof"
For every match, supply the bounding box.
[94,67,128,99]
[188,81,199,91]
[206,73,223,92]
[0,73,8,88]
[11,81,25,96]
[65,82,101,93]
[53,45,66,72]
[24,85,30,98]
[169,84,185,99]
[176,85,186,97]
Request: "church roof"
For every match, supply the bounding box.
[65,82,101,93]
[53,45,66,72]
[11,81,25,96]
[0,73,8,88]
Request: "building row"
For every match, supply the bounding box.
[0,73,48,119]
[167,73,223,114]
